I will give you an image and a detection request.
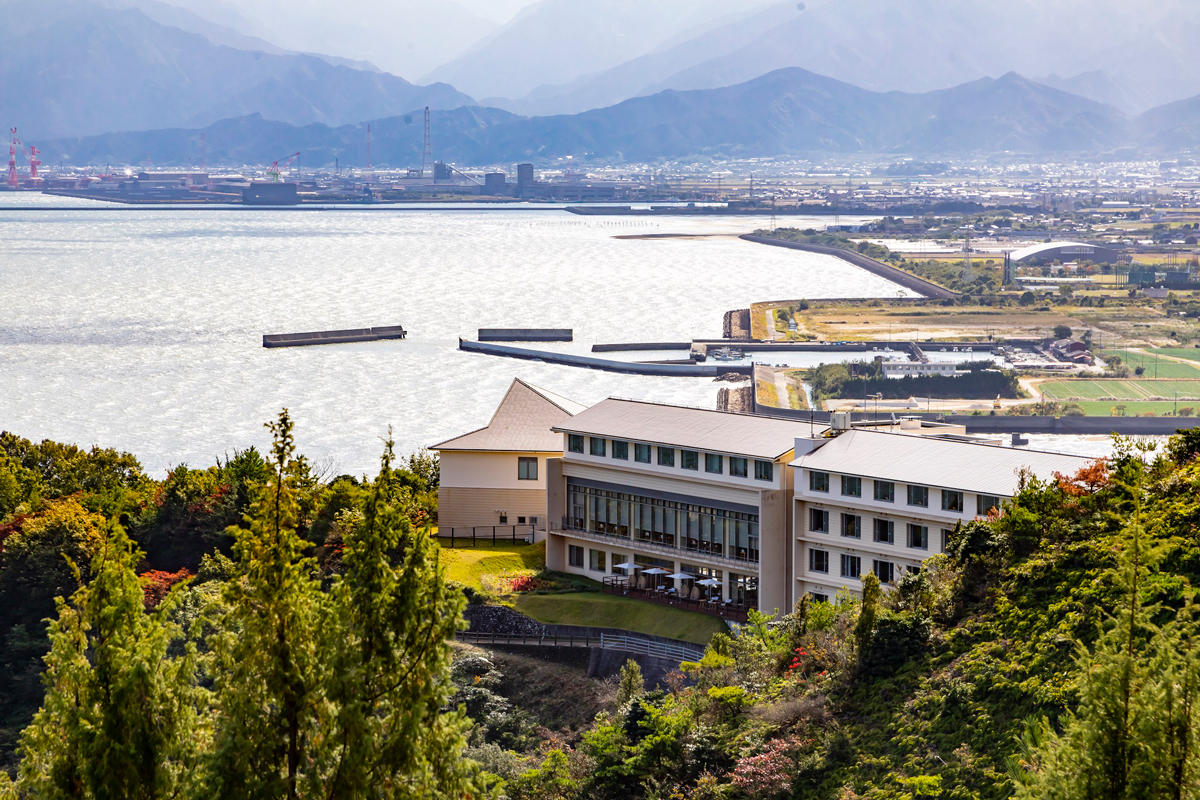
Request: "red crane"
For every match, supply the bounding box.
[267,151,301,182]
[6,129,17,189]
[12,130,41,181]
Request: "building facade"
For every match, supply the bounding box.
[791,429,1090,603]
[432,379,585,530]
[543,399,821,614]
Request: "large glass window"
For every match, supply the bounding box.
[809,548,829,573]
[841,513,861,538]
[517,457,538,481]
[977,494,1002,516]
[568,545,584,568]
[568,434,584,453]
[754,460,774,481]
[873,559,895,584]
[941,529,952,553]
[907,524,929,550]
[588,549,606,572]
[730,457,748,478]
[612,441,629,460]
[874,481,895,502]
[840,554,861,579]
[611,553,626,575]
[590,437,606,457]
[565,483,759,563]
[841,476,862,497]
[942,489,964,512]
[809,508,828,533]
[705,453,723,474]
[634,443,651,463]
[873,518,894,544]
[657,447,675,467]
[682,450,699,470]
[810,471,830,492]
[907,485,929,507]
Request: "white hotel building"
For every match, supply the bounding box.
[791,429,1089,601]
[435,384,1096,618]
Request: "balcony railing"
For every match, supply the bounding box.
[549,518,760,566]
[600,576,754,622]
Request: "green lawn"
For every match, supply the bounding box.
[1039,379,1200,401]
[1103,350,1200,378]
[515,592,728,645]
[440,542,545,590]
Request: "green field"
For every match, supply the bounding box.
[1103,350,1200,378]
[1039,379,1200,401]
[1148,347,1200,365]
[440,542,545,590]
[1070,401,1198,417]
[515,593,728,645]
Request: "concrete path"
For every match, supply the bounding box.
[774,370,792,408]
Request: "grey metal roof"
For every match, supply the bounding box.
[791,429,1093,496]
[553,398,826,460]
[432,379,585,452]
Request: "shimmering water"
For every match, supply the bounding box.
[2,199,917,475]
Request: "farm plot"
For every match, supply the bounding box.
[1149,348,1200,365]
[1039,379,1200,401]
[1103,350,1200,378]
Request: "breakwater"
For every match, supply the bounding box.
[263,325,407,348]
[459,339,752,377]
[740,234,957,300]
[478,328,573,342]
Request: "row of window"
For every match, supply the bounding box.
[809,471,1001,516]
[809,508,949,551]
[808,548,917,584]
[568,434,775,481]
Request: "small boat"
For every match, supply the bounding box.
[711,347,744,361]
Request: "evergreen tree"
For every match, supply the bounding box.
[318,434,485,799]
[617,659,645,706]
[13,523,203,799]
[201,410,327,799]
[1011,518,1200,799]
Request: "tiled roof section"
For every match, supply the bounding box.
[552,398,825,460]
[792,429,1094,496]
[432,379,582,452]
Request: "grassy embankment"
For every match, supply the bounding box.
[439,541,727,644]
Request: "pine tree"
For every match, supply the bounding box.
[1011,517,1200,799]
[201,410,328,799]
[617,659,645,706]
[13,522,203,799]
[317,434,485,799]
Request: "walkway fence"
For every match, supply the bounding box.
[435,524,536,548]
[455,630,704,663]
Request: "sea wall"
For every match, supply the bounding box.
[460,339,752,377]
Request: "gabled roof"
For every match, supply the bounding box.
[432,379,585,452]
[792,428,1093,496]
[553,398,825,460]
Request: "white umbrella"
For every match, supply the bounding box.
[613,562,641,571]
[641,568,669,575]
[666,572,695,580]
[697,578,722,586]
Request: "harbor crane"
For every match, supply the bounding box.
[6,129,17,189]
[12,130,41,182]
[267,151,301,182]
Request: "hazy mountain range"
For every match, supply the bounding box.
[10,0,1200,162]
[42,67,1200,168]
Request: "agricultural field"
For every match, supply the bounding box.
[1148,347,1200,363]
[1069,401,1198,417]
[1102,350,1200,378]
[1038,379,1200,401]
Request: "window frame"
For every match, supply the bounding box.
[729,457,748,478]
[874,480,895,502]
[567,434,584,454]
[873,559,895,585]
[517,456,538,481]
[840,554,861,579]
[841,513,861,539]
[588,548,606,572]
[941,489,964,512]
[589,437,606,457]
[873,518,894,544]
[657,446,675,467]
[704,453,723,474]
[568,544,584,568]
[907,523,929,550]
[612,440,629,460]
[977,494,1002,516]
[809,548,829,573]
[754,460,774,482]
[634,443,651,463]
[809,508,828,533]
[810,470,830,492]
[841,475,862,497]
[681,449,700,471]
[907,484,929,507]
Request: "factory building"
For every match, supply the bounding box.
[1009,241,1122,265]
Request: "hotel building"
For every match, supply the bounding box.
[791,429,1091,602]
[542,398,823,614]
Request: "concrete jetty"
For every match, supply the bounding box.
[459,339,752,377]
[263,325,407,348]
[478,328,573,342]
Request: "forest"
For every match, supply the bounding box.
[2,414,1200,798]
